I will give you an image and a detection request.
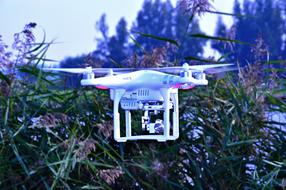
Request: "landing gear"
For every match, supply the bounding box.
[112,88,179,142]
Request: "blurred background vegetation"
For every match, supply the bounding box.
[0,0,285,189]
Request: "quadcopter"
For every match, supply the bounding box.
[44,63,235,142]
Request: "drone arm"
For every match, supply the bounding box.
[174,74,208,87]
[184,75,208,86]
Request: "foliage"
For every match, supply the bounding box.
[1,1,286,189]
[61,0,206,71]
[212,0,286,67]
[1,58,285,189]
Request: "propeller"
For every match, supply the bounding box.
[199,65,238,74]
[149,63,235,73]
[43,63,236,75]
[43,67,93,74]
[128,63,236,74]
[43,67,133,75]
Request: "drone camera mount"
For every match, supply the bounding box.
[113,88,179,142]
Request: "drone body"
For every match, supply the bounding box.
[44,63,235,142]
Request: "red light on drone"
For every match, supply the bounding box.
[96,85,109,90]
[173,84,181,89]
[182,85,195,90]
[173,84,195,90]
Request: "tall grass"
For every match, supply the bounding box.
[0,22,285,190]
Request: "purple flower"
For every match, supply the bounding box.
[12,22,37,66]
[179,0,214,16]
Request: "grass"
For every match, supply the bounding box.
[0,25,285,190]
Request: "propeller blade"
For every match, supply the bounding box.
[43,63,236,75]
[188,63,234,71]
[92,68,136,74]
[143,63,235,73]
[201,66,238,74]
[43,68,91,73]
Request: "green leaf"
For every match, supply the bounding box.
[184,55,226,63]
[266,94,286,111]
[189,12,196,24]
[263,160,283,168]
[190,33,250,45]
[26,57,58,62]
[206,10,243,17]
[16,66,54,85]
[217,52,233,62]
[81,185,103,189]
[133,31,179,47]
[26,31,47,54]
[129,35,146,54]
[263,59,286,65]
[272,88,286,96]
[0,71,11,85]
[226,139,257,148]
[11,142,30,176]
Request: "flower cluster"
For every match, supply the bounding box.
[0,36,13,72]
[29,113,69,129]
[152,159,169,179]
[125,47,168,68]
[0,22,37,74]
[98,167,124,185]
[240,36,269,89]
[96,121,113,139]
[225,24,236,51]
[12,22,37,66]
[75,138,97,161]
[179,0,214,17]
[0,23,38,96]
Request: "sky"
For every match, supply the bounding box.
[0,0,237,62]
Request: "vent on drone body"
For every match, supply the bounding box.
[120,99,138,110]
[138,89,150,97]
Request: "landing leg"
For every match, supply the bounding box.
[171,89,179,140]
[113,89,126,142]
[160,88,171,141]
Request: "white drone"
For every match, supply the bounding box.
[44,63,235,142]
